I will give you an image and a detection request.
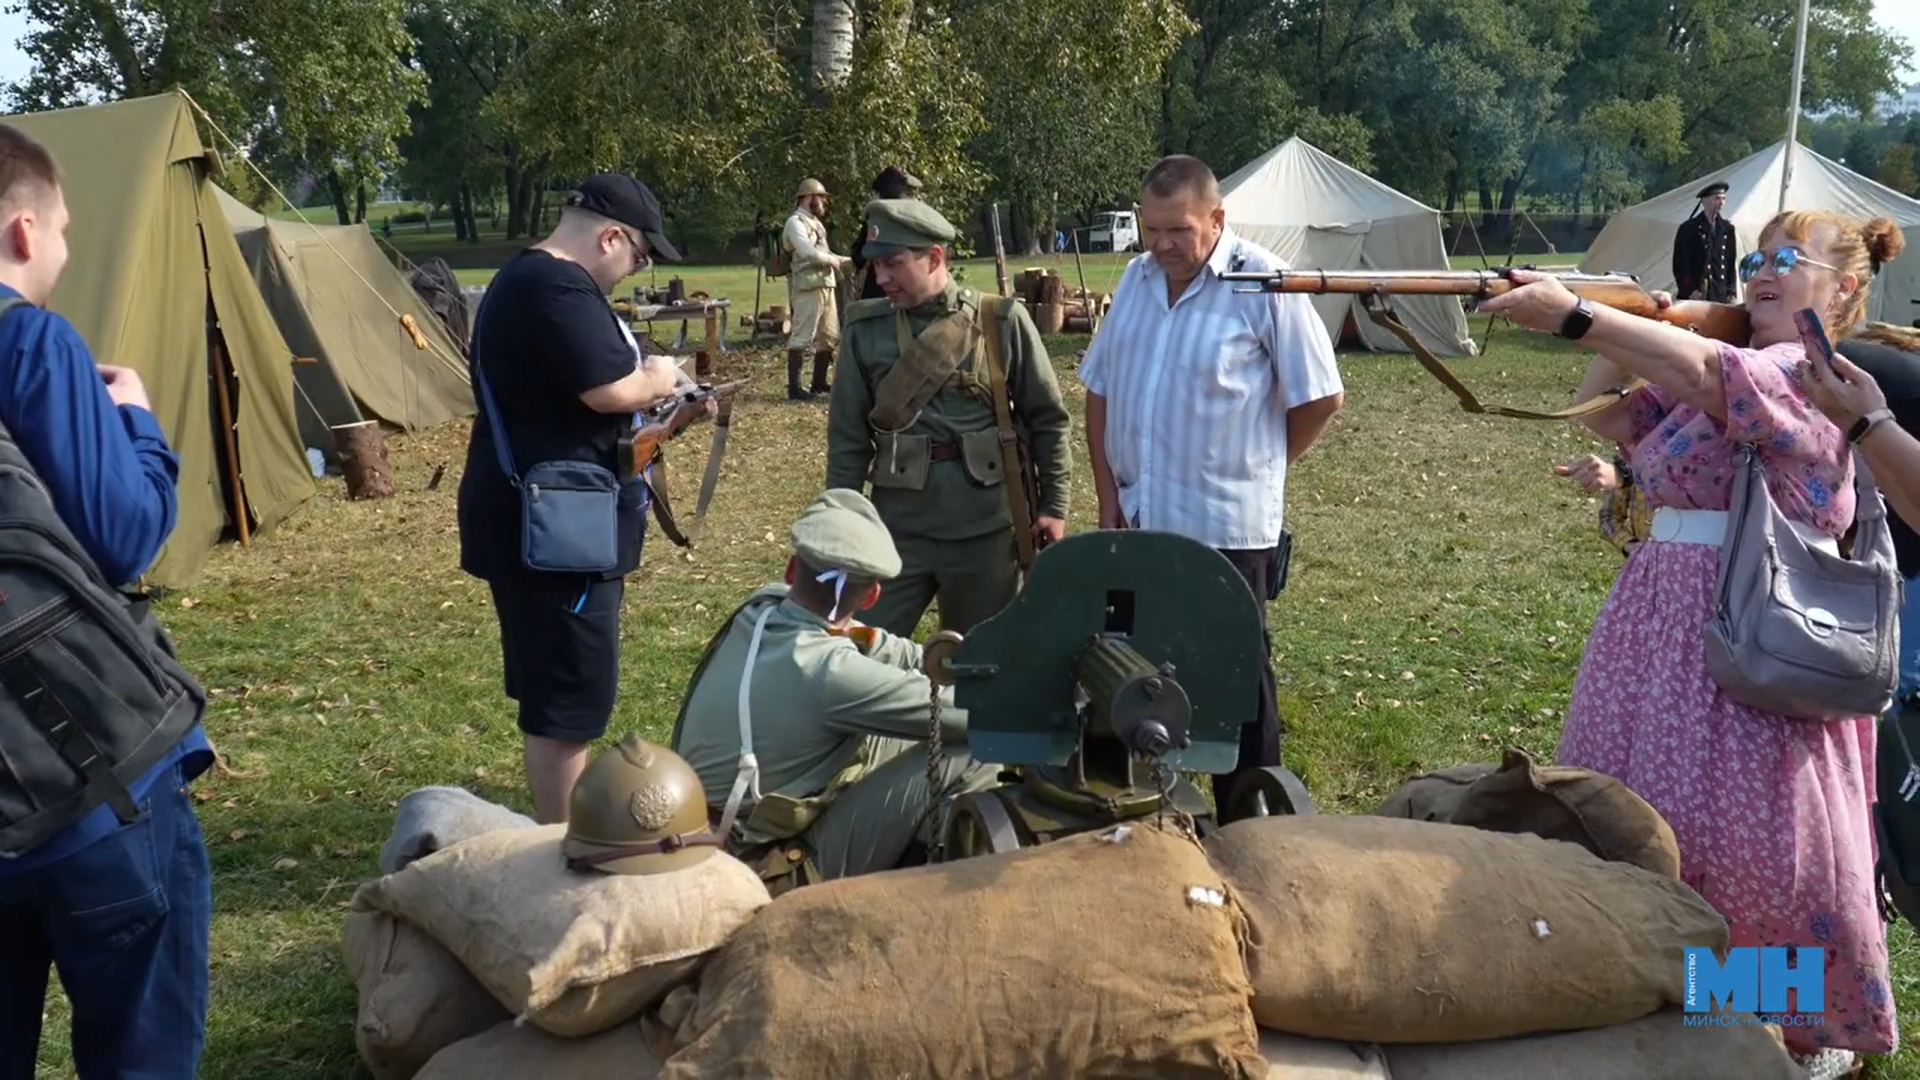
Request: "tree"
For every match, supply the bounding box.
[1878,141,1917,197]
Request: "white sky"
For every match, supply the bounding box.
[0,3,1909,103]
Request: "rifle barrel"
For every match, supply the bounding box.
[1218,268,1637,297]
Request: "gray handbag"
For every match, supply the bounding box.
[1703,442,1902,720]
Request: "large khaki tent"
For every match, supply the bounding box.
[214,187,474,452]
[1219,136,1477,357]
[4,90,315,587]
[1581,140,1920,325]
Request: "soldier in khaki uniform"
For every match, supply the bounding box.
[669,488,1002,884]
[825,198,1073,638]
[782,178,850,400]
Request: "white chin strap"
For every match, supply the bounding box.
[817,567,850,621]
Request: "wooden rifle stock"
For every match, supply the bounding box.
[1217,268,1753,421]
[618,379,748,480]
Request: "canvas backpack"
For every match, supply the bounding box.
[0,295,209,858]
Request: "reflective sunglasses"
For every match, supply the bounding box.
[1737,246,1841,283]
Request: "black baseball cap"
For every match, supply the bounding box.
[566,173,683,262]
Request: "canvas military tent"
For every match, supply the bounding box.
[1581,140,1920,325]
[213,186,474,453]
[1218,136,1478,357]
[3,90,315,587]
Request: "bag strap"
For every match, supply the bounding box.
[867,302,980,432]
[977,295,1037,569]
[1356,294,1643,421]
[466,287,523,486]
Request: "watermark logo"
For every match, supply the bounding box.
[1682,946,1827,1028]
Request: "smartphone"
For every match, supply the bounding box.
[1794,307,1837,371]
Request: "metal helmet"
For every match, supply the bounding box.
[796,177,829,199]
[562,733,722,876]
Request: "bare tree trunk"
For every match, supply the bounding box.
[810,0,855,102]
[355,183,368,224]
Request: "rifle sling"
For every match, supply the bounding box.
[978,296,1037,570]
[642,454,691,548]
[868,305,979,432]
[1357,295,1644,421]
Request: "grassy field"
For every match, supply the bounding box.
[32,305,1914,1077]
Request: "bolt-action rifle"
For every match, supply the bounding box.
[617,379,748,481]
[1218,267,1751,421]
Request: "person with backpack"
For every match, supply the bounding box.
[0,123,213,1077]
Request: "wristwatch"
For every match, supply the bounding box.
[1848,408,1896,445]
[1557,298,1595,341]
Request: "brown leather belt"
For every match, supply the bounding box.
[929,440,962,462]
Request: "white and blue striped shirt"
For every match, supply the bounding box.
[1077,226,1342,550]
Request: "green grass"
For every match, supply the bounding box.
[34,299,1909,1078]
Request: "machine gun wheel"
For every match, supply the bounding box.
[941,790,1025,859]
[1220,766,1316,824]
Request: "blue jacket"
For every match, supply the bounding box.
[0,284,211,874]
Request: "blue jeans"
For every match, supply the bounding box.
[1902,574,1920,701]
[0,761,211,1078]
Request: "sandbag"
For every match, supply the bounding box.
[1257,1029,1391,1078]
[351,823,769,1038]
[379,785,536,875]
[1447,747,1681,878]
[1371,762,1499,820]
[657,822,1268,1079]
[1204,815,1728,1044]
[342,909,512,1080]
[1382,1009,1802,1078]
[414,1019,660,1080]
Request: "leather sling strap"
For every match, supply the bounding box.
[1357,293,1645,421]
[977,295,1037,569]
[867,303,980,432]
[564,830,728,872]
[640,457,690,547]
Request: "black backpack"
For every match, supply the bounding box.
[0,297,208,858]
[1876,698,1920,926]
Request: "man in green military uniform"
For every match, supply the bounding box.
[670,488,1002,884]
[825,198,1072,639]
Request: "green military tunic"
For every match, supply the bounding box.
[825,282,1073,636]
[671,585,1000,879]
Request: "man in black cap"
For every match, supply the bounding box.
[1672,180,1738,303]
[851,165,924,302]
[458,172,708,824]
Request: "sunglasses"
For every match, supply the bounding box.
[1737,246,1841,283]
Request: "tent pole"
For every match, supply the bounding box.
[208,323,251,547]
[1780,0,1812,213]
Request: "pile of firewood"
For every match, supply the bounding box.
[1011,268,1108,334]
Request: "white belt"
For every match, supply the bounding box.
[1647,507,1839,556]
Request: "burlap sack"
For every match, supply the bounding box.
[351,824,770,1038]
[1382,1009,1802,1078]
[341,909,511,1080]
[414,1019,660,1079]
[1371,762,1500,820]
[1203,815,1728,1043]
[1256,1029,1391,1078]
[1447,747,1681,878]
[657,822,1268,1079]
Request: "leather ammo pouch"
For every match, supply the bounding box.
[959,428,1006,487]
[869,432,931,491]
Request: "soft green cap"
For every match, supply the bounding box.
[790,488,902,581]
[862,198,958,258]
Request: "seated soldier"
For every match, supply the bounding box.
[670,488,1002,887]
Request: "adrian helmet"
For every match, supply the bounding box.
[796,177,829,199]
[562,733,722,876]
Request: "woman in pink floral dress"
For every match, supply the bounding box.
[1482,211,1904,1078]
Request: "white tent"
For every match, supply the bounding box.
[1218,136,1478,357]
[1580,140,1920,326]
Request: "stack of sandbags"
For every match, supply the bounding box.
[1379,1010,1801,1078]
[344,815,770,1078]
[1203,814,1727,1044]
[652,820,1271,1078]
[415,1018,661,1079]
[1373,747,1681,878]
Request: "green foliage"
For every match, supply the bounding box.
[1878,141,1918,197]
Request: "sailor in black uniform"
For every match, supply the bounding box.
[1672,180,1739,303]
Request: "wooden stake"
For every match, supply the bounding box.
[332,421,395,499]
[698,309,718,379]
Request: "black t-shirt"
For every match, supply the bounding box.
[1836,338,1920,578]
[457,248,649,581]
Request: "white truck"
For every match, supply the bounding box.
[1089,210,1139,253]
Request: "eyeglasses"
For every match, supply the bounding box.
[1737,246,1842,283]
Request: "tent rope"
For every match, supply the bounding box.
[177,89,472,390]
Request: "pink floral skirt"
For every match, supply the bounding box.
[1555,541,1897,1054]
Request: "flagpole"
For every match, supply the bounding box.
[1780,0,1812,212]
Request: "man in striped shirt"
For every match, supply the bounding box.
[1078,154,1344,811]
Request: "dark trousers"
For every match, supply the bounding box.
[0,760,211,1078]
[1213,546,1284,812]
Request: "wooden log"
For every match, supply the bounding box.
[332,421,395,500]
[1036,301,1066,334]
[1037,273,1066,306]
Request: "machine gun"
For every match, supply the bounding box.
[922,529,1313,860]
